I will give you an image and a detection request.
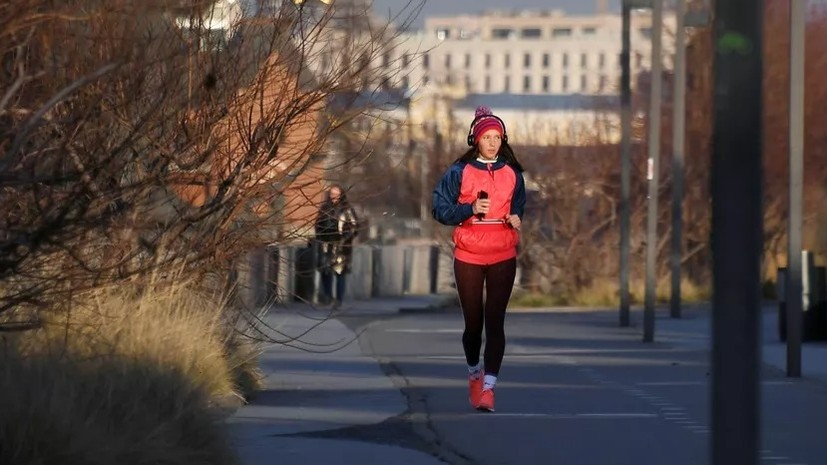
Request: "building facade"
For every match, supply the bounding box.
[380,8,678,146]
[395,8,676,97]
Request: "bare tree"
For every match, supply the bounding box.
[0,0,423,331]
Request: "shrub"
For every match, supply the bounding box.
[0,284,250,465]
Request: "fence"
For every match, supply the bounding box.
[232,243,457,308]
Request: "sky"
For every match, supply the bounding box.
[368,0,620,29]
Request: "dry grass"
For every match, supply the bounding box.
[0,282,264,465]
[225,336,266,402]
[512,277,711,308]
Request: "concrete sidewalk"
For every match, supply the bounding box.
[653,303,827,383]
[270,294,457,316]
[225,294,827,464]
[226,296,451,465]
[505,300,827,383]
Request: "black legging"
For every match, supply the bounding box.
[454,257,517,376]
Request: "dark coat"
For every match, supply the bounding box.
[314,202,359,275]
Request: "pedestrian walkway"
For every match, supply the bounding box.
[226,296,453,465]
[653,303,827,383]
[226,296,827,465]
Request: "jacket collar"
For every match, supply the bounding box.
[468,157,507,170]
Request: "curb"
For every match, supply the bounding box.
[398,305,459,314]
[397,295,459,314]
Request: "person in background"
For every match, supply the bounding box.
[314,185,359,309]
[431,106,526,412]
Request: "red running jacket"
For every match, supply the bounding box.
[431,158,526,265]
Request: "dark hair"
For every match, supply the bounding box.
[455,142,524,172]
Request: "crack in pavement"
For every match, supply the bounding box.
[378,358,476,465]
[318,315,472,465]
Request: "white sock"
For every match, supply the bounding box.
[468,363,482,378]
[483,374,497,391]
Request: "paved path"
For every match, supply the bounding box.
[228,297,827,465]
[227,296,451,465]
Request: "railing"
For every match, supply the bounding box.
[231,243,456,308]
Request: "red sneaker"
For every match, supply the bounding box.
[468,373,484,408]
[477,388,495,412]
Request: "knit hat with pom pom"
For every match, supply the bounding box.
[471,106,505,145]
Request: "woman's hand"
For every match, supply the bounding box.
[505,214,521,230]
[472,198,490,216]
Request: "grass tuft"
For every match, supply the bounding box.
[512,277,711,308]
[0,283,259,465]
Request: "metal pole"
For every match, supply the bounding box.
[786,0,805,378]
[420,142,430,236]
[643,0,663,343]
[710,0,764,462]
[670,0,687,319]
[416,105,428,229]
[619,1,632,327]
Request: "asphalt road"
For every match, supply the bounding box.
[338,308,827,465]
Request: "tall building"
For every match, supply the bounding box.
[384,8,677,146]
[396,8,675,96]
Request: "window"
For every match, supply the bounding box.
[485,53,491,68]
[598,75,607,92]
[580,75,587,91]
[504,76,511,93]
[382,53,390,67]
[581,53,588,68]
[562,75,569,91]
[423,54,430,69]
[639,27,652,39]
[445,54,451,69]
[552,28,572,37]
[542,76,550,92]
[423,76,430,85]
[402,53,409,68]
[492,28,514,39]
[542,53,550,68]
[582,27,597,35]
[562,53,569,68]
[521,28,542,38]
[599,53,606,68]
[505,54,511,67]
[523,76,531,92]
[523,53,531,68]
[437,28,450,40]
[465,54,471,69]
[402,76,409,88]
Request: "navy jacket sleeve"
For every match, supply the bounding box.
[432,163,474,226]
[510,168,526,217]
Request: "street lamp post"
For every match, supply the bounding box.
[619,0,633,327]
[710,0,764,462]
[670,0,687,319]
[671,1,712,319]
[643,0,663,343]
[785,0,805,379]
[620,0,654,328]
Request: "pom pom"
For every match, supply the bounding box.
[474,106,493,118]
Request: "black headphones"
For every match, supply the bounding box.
[466,114,508,147]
